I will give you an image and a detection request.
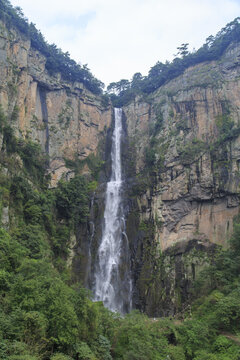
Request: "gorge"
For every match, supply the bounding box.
[0,3,239,314]
[0,1,240,358]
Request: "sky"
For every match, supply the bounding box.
[10,0,240,87]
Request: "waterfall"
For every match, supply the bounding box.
[94,108,132,313]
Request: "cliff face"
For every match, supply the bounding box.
[1,16,240,316]
[123,42,240,315]
[124,42,240,250]
[0,20,111,186]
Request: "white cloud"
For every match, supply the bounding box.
[10,0,240,86]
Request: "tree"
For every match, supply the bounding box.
[131,72,143,90]
[107,79,130,94]
[176,43,189,57]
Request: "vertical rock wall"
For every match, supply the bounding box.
[123,42,240,315]
[2,18,240,316]
[0,20,112,186]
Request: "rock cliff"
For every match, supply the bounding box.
[123,41,240,315]
[0,19,111,186]
[1,15,240,317]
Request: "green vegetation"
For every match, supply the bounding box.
[145,137,169,176]
[0,108,111,358]
[65,153,105,181]
[10,105,19,122]
[0,1,104,95]
[178,138,207,165]
[107,17,240,106]
[150,106,164,136]
[58,102,73,129]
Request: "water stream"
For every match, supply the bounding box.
[94,108,132,313]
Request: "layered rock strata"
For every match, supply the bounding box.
[123,42,240,314]
[0,20,111,186]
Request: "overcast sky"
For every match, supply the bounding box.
[10,0,240,87]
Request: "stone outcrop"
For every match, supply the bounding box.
[124,41,240,250]
[0,20,111,186]
[123,42,240,314]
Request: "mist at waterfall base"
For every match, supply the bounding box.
[94,108,132,313]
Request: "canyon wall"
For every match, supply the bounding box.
[0,20,111,186]
[123,42,240,315]
[1,17,240,316]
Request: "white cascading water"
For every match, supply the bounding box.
[94,108,132,313]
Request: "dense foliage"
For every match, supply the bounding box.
[107,17,240,106]
[0,0,104,94]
